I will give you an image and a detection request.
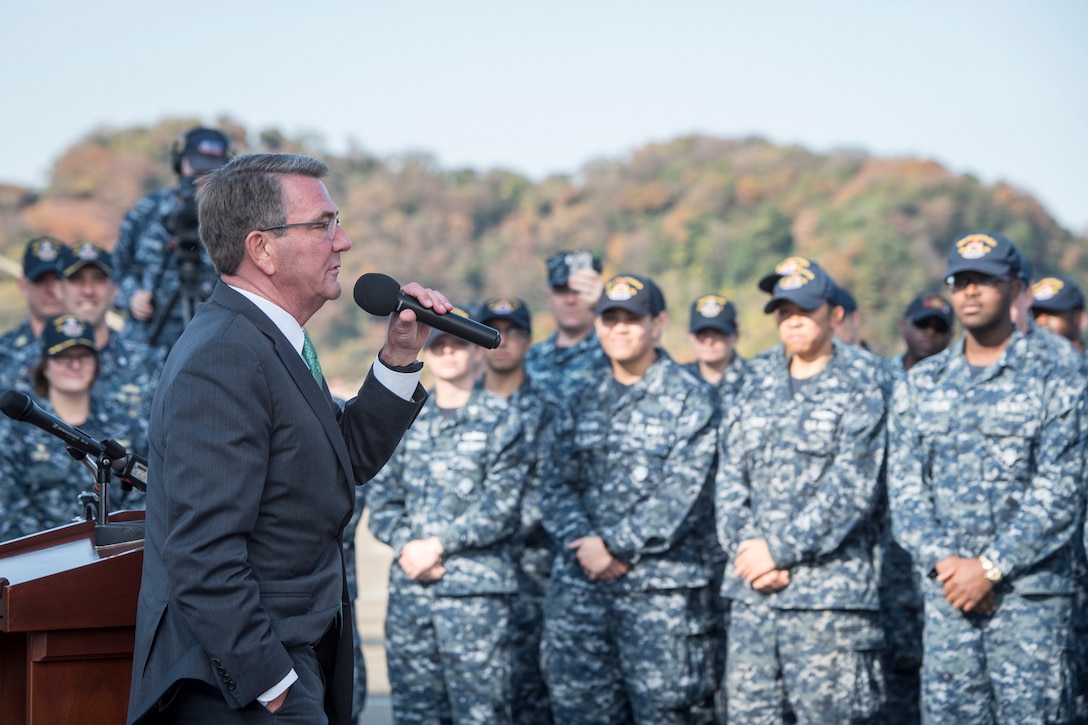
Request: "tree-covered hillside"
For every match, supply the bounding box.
[1,118,1083,389]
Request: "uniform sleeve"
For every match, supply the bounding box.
[435,406,528,555]
[984,377,1087,579]
[764,384,885,570]
[0,422,25,542]
[364,445,415,555]
[599,392,717,562]
[715,403,764,559]
[540,401,596,546]
[887,376,958,573]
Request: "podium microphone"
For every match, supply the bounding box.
[1,389,103,458]
[353,273,502,349]
[103,439,149,492]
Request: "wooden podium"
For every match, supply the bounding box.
[0,512,144,724]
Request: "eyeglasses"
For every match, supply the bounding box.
[945,272,1008,292]
[258,216,341,242]
[51,350,95,367]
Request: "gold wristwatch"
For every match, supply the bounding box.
[978,555,1003,584]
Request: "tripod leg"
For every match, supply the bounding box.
[148,288,182,347]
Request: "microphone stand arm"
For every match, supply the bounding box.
[90,448,145,547]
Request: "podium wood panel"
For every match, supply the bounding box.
[0,514,144,724]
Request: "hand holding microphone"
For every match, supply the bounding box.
[354,273,502,349]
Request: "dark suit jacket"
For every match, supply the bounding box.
[127,282,425,724]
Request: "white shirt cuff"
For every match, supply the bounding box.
[257,668,298,706]
[371,352,422,401]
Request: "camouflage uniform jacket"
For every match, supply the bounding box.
[888,328,1087,595]
[883,353,907,382]
[524,328,608,401]
[113,186,217,346]
[94,330,165,429]
[367,385,528,597]
[541,351,718,593]
[682,353,750,407]
[0,319,37,385]
[504,376,561,593]
[716,340,886,610]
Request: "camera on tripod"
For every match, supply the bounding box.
[148,177,210,346]
[165,177,202,256]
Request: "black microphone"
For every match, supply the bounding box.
[353,273,502,349]
[1,389,103,458]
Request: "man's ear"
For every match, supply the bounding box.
[246,230,276,276]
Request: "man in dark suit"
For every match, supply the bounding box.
[127,153,451,724]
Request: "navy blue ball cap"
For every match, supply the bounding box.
[762,257,837,313]
[1031,275,1085,313]
[60,241,112,278]
[42,314,96,357]
[23,236,67,281]
[476,296,532,334]
[905,292,954,326]
[758,256,824,294]
[689,294,737,335]
[944,231,1020,280]
[181,128,231,173]
[596,274,665,317]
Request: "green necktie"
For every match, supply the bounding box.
[302,332,323,387]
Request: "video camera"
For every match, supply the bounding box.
[164,176,202,253]
[147,176,210,346]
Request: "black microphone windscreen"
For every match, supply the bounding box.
[0,390,30,421]
[354,273,402,316]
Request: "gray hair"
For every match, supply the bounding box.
[196,153,330,275]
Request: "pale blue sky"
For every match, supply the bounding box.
[3,0,1085,231]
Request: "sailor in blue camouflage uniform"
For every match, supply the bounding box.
[0,314,147,541]
[1030,272,1088,720]
[1031,273,1086,356]
[716,257,887,724]
[876,290,955,724]
[366,309,528,725]
[541,274,719,724]
[885,292,954,377]
[524,250,608,400]
[1,236,68,384]
[682,293,749,723]
[56,243,160,509]
[112,127,231,350]
[889,231,1086,724]
[683,293,749,403]
[475,295,560,725]
[1013,249,1088,723]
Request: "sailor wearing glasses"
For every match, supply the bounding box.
[888,231,1087,722]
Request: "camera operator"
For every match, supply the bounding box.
[113,127,233,350]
